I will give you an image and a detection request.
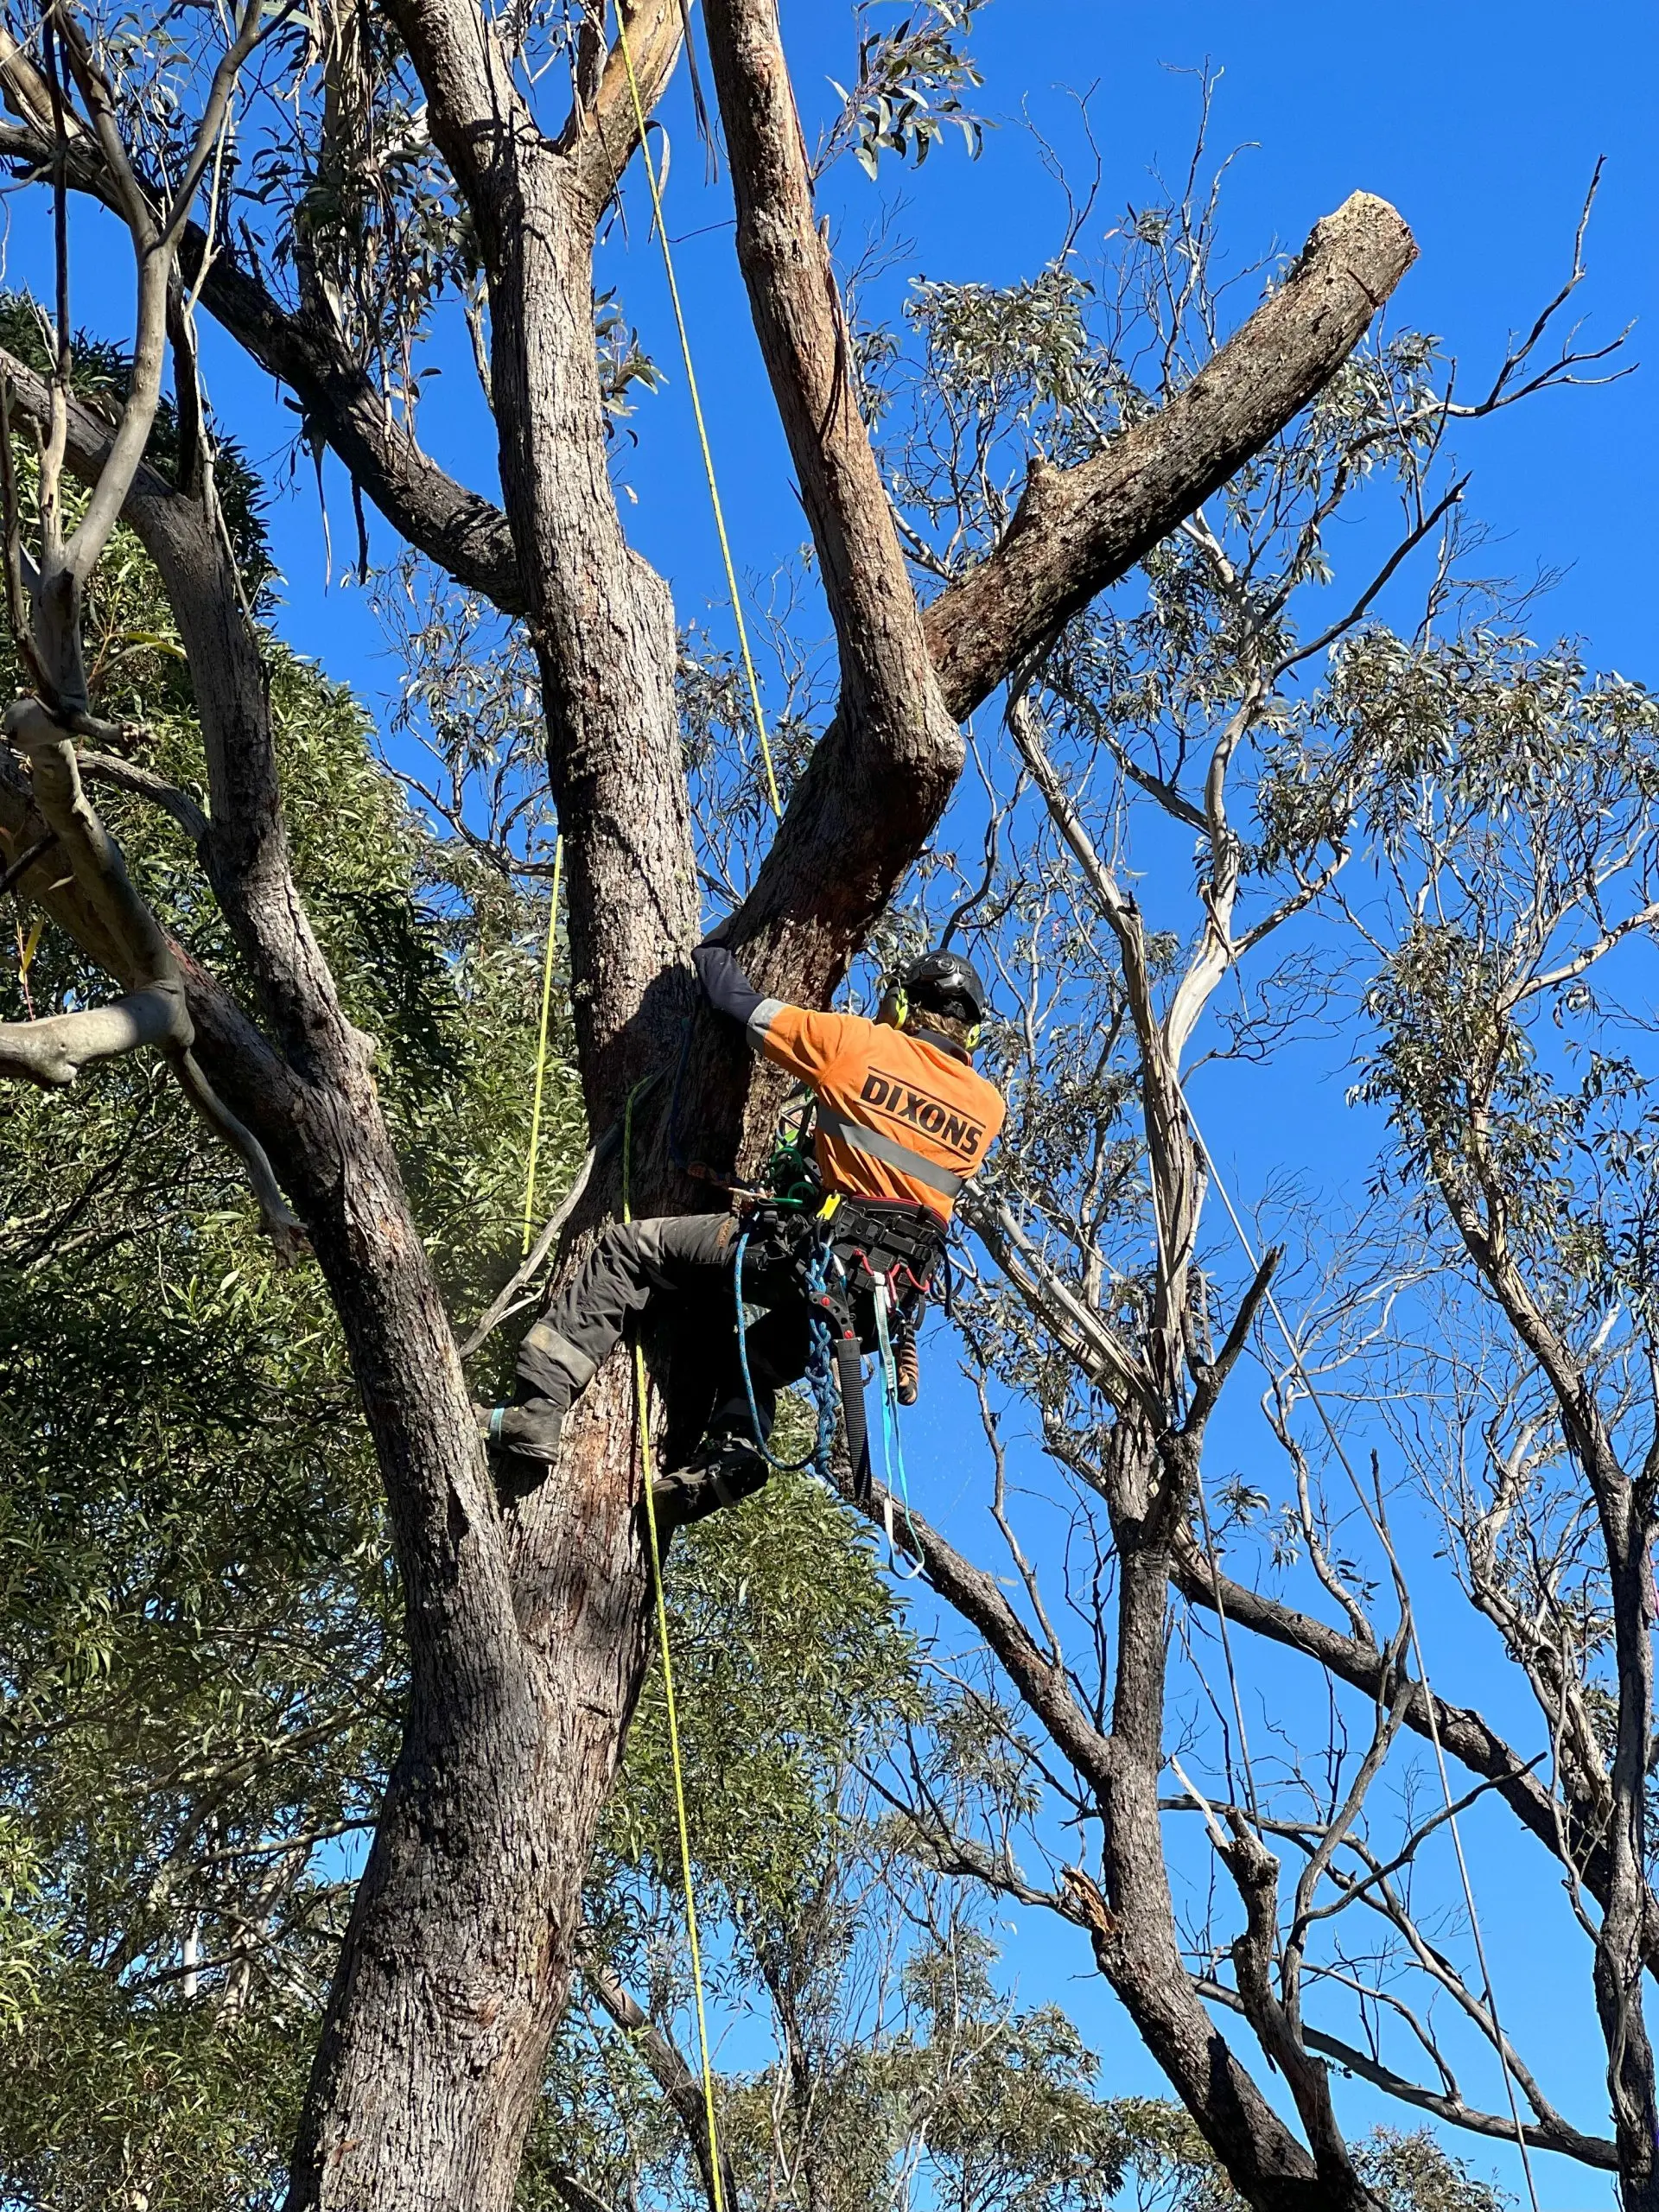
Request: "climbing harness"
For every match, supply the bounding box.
[730,1178,940,1571]
[613,0,783,818]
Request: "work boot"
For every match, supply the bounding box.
[478,1399,566,1500]
[652,1434,771,1533]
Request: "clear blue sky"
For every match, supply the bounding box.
[18,1,1656,2202]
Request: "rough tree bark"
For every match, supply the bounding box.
[0,0,1420,2199]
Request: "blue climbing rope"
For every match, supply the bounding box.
[871,1275,926,1578]
[734,1225,840,1478]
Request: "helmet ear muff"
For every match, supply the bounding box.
[966,1021,982,1049]
[878,984,909,1027]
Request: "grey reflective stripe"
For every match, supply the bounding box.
[523,1319,597,1392]
[747,996,787,1053]
[817,1105,966,1198]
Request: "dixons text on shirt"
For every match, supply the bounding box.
[858,1067,985,1160]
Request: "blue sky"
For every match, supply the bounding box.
[14,0,1658,2202]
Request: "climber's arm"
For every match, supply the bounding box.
[695,942,872,1077]
[692,941,766,1033]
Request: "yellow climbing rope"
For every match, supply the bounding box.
[613,0,782,820]
[519,835,564,1256]
[623,1080,728,2212]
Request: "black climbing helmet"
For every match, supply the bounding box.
[898,948,991,1027]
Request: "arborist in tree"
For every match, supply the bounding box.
[484,938,1006,1527]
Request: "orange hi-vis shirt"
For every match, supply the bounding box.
[747,999,1004,1223]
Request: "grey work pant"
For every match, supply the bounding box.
[512,1212,817,1459]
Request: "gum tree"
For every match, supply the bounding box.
[0,1,1418,2202]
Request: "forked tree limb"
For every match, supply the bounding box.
[840,1468,1342,2202]
[688,2,1409,1208]
[1195,1977,1619,2170]
[556,0,688,223]
[1217,1815,1369,2195]
[722,181,1415,989]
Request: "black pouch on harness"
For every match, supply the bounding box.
[826,1198,946,1313]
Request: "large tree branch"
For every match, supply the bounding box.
[693,0,962,1155]
[707,0,961,798]
[924,192,1417,719]
[181,232,524,610]
[838,1471,1114,1786]
[0,977,186,1082]
[721,191,1416,1045]
[0,3,315,1256]
[0,342,525,1683]
[0,83,524,613]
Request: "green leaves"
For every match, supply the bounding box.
[1,507,583,2209]
[823,3,988,181]
[600,1471,920,1924]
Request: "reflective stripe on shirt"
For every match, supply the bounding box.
[816,1104,966,1200]
[747,996,787,1052]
